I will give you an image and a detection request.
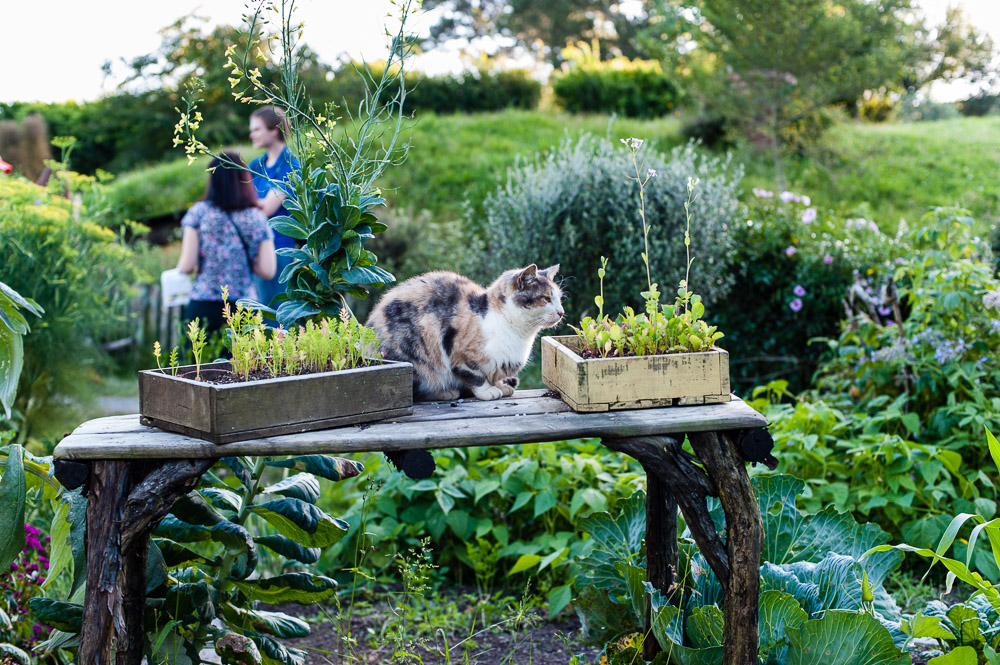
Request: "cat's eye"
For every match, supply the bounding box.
[541,295,551,303]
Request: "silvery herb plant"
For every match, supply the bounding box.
[174,0,417,327]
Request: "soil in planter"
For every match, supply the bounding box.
[172,359,381,385]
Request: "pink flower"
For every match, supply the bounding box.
[802,208,817,224]
[780,191,800,203]
[802,195,811,206]
[752,188,774,198]
[785,246,797,257]
[789,298,804,312]
[793,285,806,297]
[823,254,834,264]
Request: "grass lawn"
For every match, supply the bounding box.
[107,111,1000,233]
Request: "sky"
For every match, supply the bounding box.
[2,0,999,104]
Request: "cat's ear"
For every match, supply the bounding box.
[515,264,538,289]
[539,264,560,281]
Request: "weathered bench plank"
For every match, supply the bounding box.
[55,390,765,460]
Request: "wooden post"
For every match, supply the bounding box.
[79,461,130,665]
[689,431,763,665]
[642,471,678,661]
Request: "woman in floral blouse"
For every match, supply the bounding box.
[176,151,277,332]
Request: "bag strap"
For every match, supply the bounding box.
[225,211,255,275]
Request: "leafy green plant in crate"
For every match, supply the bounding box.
[574,475,913,664]
[174,0,417,326]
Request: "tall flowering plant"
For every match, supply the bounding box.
[174,0,418,327]
[573,137,724,358]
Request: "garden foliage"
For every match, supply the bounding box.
[0,175,144,438]
[472,135,742,323]
[577,476,910,664]
[761,209,1000,572]
[716,189,906,388]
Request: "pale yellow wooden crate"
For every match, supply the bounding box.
[541,335,731,413]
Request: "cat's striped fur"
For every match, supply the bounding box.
[367,265,563,401]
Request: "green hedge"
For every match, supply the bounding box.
[552,58,682,118]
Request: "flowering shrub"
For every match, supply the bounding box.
[1,525,51,653]
[714,188,906,389]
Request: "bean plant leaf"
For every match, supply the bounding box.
[27,599,83,633]
[785,611,910,665]
[262,473,321,504]
[232,573,338,605]
[548,584,573,619]
[0,444,25,570]
[255,535,321,564]
[927,647,979,665]
[249,498,349,548]
[264,456,363,483]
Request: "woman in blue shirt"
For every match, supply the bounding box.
[249,106,300,308]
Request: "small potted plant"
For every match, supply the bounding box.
[541,138,730,412]
[140,291,413,443]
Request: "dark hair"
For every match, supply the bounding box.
[204,151,259,211]
[251,106,287,142]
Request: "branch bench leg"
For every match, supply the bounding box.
[605,433,762,665]
[689,431,763,665]
[643,471,678,661]
[78,458,214,665]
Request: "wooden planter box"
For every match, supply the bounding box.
[139,359,413,443]
[541,335,730,412]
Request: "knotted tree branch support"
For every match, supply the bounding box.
[78,459,215,665]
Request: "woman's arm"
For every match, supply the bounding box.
[258,189,286,216]
[176,226,199,274]
[254,240,277,280]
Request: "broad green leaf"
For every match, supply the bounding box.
[146,541,168,593]
[539,546,569,572]
[220,457,253,489]
[255,535,320,564]
[687,605,725,649]
[786,611,910,665]
[508,553,541,575]
[0,444,25,569]
[215,632,263,665]
[446,509,472,539]
[616,562,647,626]
[67,489,87,596]
[928,646,978,665]
[534,490,558,518]
[154,514,213,543]
[27,599,83,633]
[165,581,215,622]
[436,490,456,515]
[901,413,921,435]
[247,631,307,665]
[901,613,955,641]
[172,493,227,526]
[341,265,394,285]
[987,427,1000,473]
[156,540,211,567]
[43,499,71,590]
[947,605,985,650]
[511,491,533,513]
[650,605,723,665]
[264,455,363,483]
[474,479,500,504]
[548,584,573,619]
[232,573,338,605]
[577,491,646,590]
[0,644,30,665]
[249,498,348,548]
[269,216,308,240]
[0,325,23,419]
[759,590,808,662]
[262,473,321,504]
[222,604,310,639]
[275,300,321,327]
[570,487,608,518]
[200,487,243,513]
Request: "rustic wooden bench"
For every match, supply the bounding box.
[53,389,771,665]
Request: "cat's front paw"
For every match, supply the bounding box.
[472,384,504,401]
[498,382,515,397]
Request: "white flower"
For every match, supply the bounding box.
[984,288,1000,309]
[647,168,657,179]
[752,188,774,198]
[801,195,811,206]
[801,207,817,224]
[620,136,644,151]
[780,191,800,203]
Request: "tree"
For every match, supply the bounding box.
[420,0,651,66]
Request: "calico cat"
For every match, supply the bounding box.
[367,264,563,401]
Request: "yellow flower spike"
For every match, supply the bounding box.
[229,77,241,88]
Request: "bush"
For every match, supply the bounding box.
[470,135,742,324]
[0,176,146,439]
[958,93,1000,117]
[329,64,541,115]
[896,95,961,123]
[756,209,1000,571]
[715,190,907,390]
[553,58,682,118]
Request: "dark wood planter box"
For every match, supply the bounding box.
[139,359,413,443]
[541,335,731,412]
